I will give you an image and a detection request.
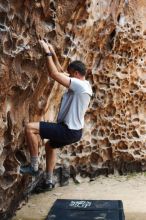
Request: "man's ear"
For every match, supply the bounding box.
[75,71,79,77]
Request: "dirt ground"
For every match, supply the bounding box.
[12,172,146,220]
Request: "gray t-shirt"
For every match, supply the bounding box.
[57,78,92,130]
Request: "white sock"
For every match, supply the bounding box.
[31,156,38,171]
[46,171,53,184]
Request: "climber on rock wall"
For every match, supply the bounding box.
[20,39,92,192]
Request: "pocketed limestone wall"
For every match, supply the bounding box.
[0,0,146,219]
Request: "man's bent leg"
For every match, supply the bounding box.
[20,122,40,175]
[25,122,40,156]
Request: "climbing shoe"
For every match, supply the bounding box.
[20,164,39,176]
[33,181,55,193]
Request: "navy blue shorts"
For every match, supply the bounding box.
[39,122,82,148]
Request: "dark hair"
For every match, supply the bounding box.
[67,60,86,76]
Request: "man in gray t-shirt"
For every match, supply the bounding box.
[57,77,92,130]
[20,40,92,192]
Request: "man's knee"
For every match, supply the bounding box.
[25,123,32,133]
[25,122,39,133]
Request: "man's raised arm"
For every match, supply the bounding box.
[47,43,64,72]
[39,40,70,88]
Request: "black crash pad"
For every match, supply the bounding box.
[46,199,125,220]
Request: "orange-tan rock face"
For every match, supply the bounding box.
[0,0,146,218]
